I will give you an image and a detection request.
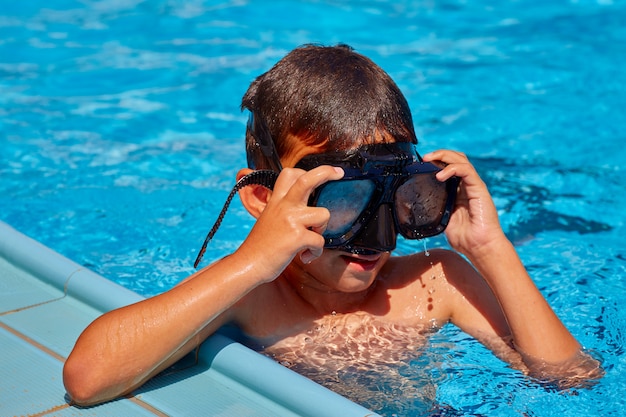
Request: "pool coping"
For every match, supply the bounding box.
[0,220,379,417]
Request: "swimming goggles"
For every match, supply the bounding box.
[193,114,457,267]
[293,142,458,253]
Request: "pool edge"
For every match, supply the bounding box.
[0,220,379,417]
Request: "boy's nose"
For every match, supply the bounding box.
[348,204,397,252]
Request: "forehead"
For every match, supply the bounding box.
[280,130,400,168]
[294,143,420,173]
[280,142,323,168]
[279,132,335,168]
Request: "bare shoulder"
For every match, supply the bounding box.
[388,248,498,294]
[229,279,306,342]
[373,249,506,332]
[381,248,475,290]
[423,249,510,339]
[231,281,279,323]
[370,249,470,323]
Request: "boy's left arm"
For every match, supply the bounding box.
[424,150,600,378]
[458,236,581,363]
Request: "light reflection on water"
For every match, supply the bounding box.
[1,1,625,416]
[260,315,440,416]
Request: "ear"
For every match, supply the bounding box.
[237,168,272,219]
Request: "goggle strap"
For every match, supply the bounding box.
[194,170,279,268]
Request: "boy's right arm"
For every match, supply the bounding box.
[62,165,343,406]
[63,254,268,406]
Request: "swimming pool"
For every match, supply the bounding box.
[1,0,625,415]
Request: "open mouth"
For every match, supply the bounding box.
[340,252,383,270]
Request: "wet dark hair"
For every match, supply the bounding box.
[241,44,417,168]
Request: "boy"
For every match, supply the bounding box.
[63,44,600,406]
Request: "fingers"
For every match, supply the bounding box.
[252,165,343,265]
[272,165,344,203]
[423,149,468,170]
[423,150,482,186]
[300,247,323,264]
[268,164,343,235]
[423,149,467,163]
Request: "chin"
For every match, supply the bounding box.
[335,268,380,292]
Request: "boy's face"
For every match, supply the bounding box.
[281,139,392,291]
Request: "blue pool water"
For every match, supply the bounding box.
[1,1,625,415]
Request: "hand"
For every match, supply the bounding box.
[236,165,345,281]
[423,150,505,257]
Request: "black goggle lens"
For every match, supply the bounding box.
[315,179,376,237]
[394,172,452,239]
